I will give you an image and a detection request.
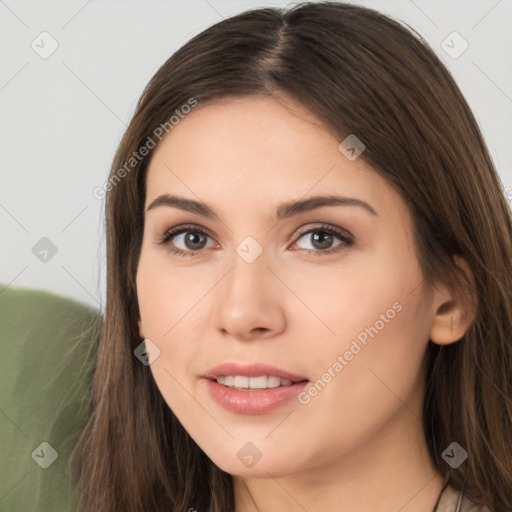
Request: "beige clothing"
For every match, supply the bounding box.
[437,485,493,512]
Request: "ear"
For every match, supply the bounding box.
[137,319,145,339]
[429,256,478,345]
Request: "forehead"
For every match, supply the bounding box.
[144,95,406,225]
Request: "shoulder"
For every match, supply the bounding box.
[438,485,493,512]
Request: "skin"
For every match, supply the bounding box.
[136,95,475,512]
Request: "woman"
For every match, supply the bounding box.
[72,2,512,511]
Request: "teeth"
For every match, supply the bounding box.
[234,376,249,388]
[216,375,295,389]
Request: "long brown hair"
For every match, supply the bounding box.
[72,2,512,510]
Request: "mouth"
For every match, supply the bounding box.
[201,362,310,414]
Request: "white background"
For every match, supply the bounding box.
[1,0,511,311]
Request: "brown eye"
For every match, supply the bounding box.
[292,225,354,255]
[156,225,215,256]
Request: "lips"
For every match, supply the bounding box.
[201,362,310,414]
[202,362,309,383]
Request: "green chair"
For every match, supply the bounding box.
[0,286,101,512]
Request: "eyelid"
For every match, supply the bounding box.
[292,223,353,243]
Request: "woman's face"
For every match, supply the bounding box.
[136,95,437,478]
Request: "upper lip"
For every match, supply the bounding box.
[202,362,309,382]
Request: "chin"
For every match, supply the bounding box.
[205,446,300,478]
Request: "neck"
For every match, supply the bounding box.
[233,410,445,512]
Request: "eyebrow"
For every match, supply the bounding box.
[146,194,378,219]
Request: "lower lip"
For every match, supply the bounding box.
[204,378,309,415]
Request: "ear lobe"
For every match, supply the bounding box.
[430,307,471,345]
[429,256,478,346]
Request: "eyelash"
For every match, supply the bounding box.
[155,223,354,258]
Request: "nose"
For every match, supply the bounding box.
[212,246,286,342]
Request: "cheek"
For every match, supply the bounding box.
[287,292,431,469]
[298,247,431,415]
[136,247,202,338]
[314,284,430,409]
[136,250,205,404]
[289,246,425,359]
